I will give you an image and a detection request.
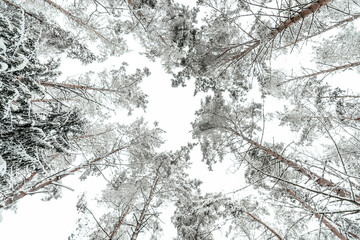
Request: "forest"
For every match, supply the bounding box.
[0,0,360,239]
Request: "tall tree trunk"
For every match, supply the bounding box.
[130,168,161,240]
[40,81,122,93]
[109,206,131,240]
[223,126,360,203]
[1,145,128,207]
[1,0,44,22]
[269,0,332,38]
[285,187,353,240]
[229,0,332,62]
[278,61,360,85]
[244,210,283,240]
[41,0,110,43]
[276,13,360,50]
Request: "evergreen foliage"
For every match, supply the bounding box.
[0,0,360,239]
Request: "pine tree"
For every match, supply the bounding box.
[0,4,84,196]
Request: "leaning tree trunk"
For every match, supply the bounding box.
[223,126,360,204]
[40,81,123,93]
[1,144,128,207]
[269,0,332,38]
[278,61,360,85]
[41,0,110,43]
[229,0,333,62]
[244,210,283,240]
[129,170,161,240]
[284,186,355,240]
[276,13,360,50]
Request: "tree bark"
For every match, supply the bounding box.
[42,0,110,43]
[228,0,332,62]
[269,0,332,38]
[109,206,131,240]
[285,187,351,240]
[130,168,161,240]
[1,145,127,207]
[40,81,122,93]
[1,0,44,22]
[244,210,283,240]
[278,61,360,85]
[276,13,360,50]
[224,127,360,202]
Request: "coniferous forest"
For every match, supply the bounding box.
[1,0,360,239]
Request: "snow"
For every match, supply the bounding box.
[0,62,8,72]
[7,54,28,72]
[0,155,6,176]
[0,37,6,53]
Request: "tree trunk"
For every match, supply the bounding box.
[42,0,110,43]
[244,210,283,240]
[285,187,352,240]
[109,206,131,240]
[224,126,360,202]
[276,13,360,50]
[1,145,127,207]
[228,0,331,62]
[40,81,121,93]
[278,61,360,85]
[269,0,332,38]
[1,0,44,22]
[130,168,161,240]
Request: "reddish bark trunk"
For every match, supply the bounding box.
[130,170,161,240]
[276,13,360,50]
[109,206,131,240]
[270,0,332,38]
[225,127,360,202]
[285,187,350,240]
[227,0,332,62]
[1,0,44,22]
[40,81,121,93]
[245,210,283,240]
[279,61,360,85]
[2,145,127,207]
[42,0,110,43]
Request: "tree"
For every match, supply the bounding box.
[70,133,198,239]
[2,0,360,238]
[191,93,360,238]
[0,5,84,195]
[39,63,149,116]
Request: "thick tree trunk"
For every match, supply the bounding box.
[1,145,127,207]
[244,210,283,240]
[42,0,110,43]
[109,206,131,240]
[276,13,360,50]
[269,0,332,38]
[224,127,360,203]
[285,187,352,240]
[229,0,332,62]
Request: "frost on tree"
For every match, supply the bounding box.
[0,6,84,189]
